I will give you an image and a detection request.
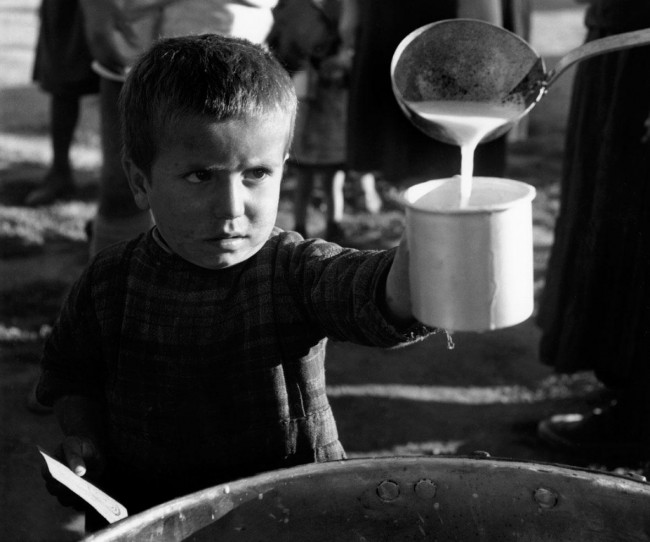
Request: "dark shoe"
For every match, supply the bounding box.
[538,401,650,460]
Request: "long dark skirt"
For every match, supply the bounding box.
[537,24,650,388]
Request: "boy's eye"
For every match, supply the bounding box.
[185,170,212,184]
[246,168,271,181]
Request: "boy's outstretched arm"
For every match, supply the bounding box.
[384,235,415,326]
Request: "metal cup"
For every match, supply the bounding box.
[404,177,536,332]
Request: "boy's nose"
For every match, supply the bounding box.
[213,177,245,218]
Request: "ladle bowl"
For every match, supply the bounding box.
[391,19,650,145]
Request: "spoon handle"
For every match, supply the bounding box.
[547,28,650,88]
[38,446,129,524]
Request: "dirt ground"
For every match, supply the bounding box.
[2,1,647,541]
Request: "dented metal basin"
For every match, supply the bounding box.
[84,456,650,541]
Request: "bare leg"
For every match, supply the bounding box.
[90,78,152,255]
[324,169,345,223]
[358,171,382,214]
[25,94,79,206]
[293,167,315,237]
[324,169,346,243]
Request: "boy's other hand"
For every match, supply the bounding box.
[42,437,106,510]
[385,235,414,325]
[60,436,103,477]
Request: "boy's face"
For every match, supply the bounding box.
[126,112,291,269]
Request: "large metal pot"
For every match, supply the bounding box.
[84,455,650,541]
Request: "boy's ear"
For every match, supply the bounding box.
[123,158,151,211]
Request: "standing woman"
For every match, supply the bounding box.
[537,0,650,459]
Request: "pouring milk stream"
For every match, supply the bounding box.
[392,20,536,331]
[404,100,525,206]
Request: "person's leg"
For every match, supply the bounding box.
[293,166,315,238]
[325,169,345,224]
[90,78,152,255]
[26,93,79,206]
[324,169,345,242]
[357,171,382,214]
[50,94,79,177]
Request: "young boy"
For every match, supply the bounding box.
[37,33,432,527]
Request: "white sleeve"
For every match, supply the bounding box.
[160,0,275,44]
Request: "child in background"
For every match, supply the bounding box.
[270,0,380,243]
[37,34,433,531]
[290,43,351,242]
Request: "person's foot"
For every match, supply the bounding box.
[25,172,75,206]
[538,401,650,460]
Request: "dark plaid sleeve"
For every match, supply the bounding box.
[35,245,124,407]
[277,233,434,347]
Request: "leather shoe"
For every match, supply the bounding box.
[538,401,650,460]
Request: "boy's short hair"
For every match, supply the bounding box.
[119,33,298,175]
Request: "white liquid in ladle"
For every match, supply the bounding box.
[406,100,524,207]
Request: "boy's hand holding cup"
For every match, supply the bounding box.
[385,235,414,326]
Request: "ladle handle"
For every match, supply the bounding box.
[546,28,650,88]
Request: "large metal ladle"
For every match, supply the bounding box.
[391,19,650,145]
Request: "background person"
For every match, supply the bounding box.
[25,0,100,414]
[26,0,99,207]
[270,0,380,244]
[536,0,650,461]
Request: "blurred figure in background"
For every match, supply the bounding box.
[26,0,99,206]
[26,0,100,413]
[290,49,350,243]
[270,0,380,243]
[342,0,506,197]
[79,0,278,255]
[537,0,650,462]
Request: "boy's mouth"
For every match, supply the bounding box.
[208,234,246,249]
[214,233,244,239]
